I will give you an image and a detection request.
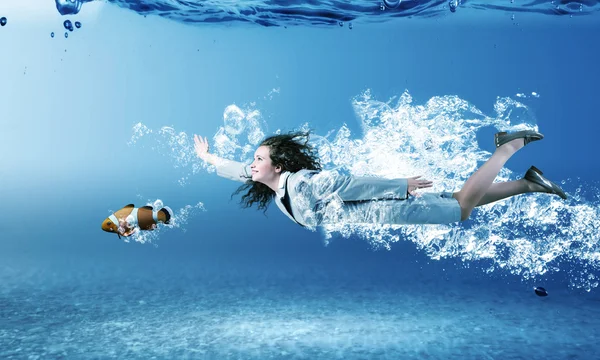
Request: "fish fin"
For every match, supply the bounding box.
[122,228,138,237]
[159,206,173,224]
[124,204,135,208]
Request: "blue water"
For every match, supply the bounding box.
[58,0,600,25]
[1,0,600,358]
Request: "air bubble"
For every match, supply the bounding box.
[449,0,458,12]
[383,0,401,9]
[64,20,74,31]
[55,0,82,15]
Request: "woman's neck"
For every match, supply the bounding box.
[263,173,283,195]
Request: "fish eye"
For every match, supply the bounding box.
[107,221,112,225]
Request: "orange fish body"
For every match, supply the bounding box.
[101,204,173,238]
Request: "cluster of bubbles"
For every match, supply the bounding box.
[320,90,598,290]
[131,90,599,290]
[214,105,267,160]
[381,0,460,12]
[128,123,192,187]
[259,92,600,290]
[64,19,82,31]
[128,123,199,187]
[380,0,582,16]
[113,199,207,245]
[337,21,353,30]
[516,92,541,99]
[55,19,82,39]
[128,104,267,186]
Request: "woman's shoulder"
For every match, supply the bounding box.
[287,169,321,188]
[290,169,320,178]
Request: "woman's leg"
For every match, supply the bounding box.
[475,179,528,207]
[452,139,525,220]
[475,175,553,207]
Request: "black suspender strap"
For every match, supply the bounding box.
[280,176,305,227]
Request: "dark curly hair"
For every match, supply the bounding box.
[231,131,322,213]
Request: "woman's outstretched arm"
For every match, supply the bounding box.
[296,171,433,202]
[194,135,223,166]
[194,134,251,183]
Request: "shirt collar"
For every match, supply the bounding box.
[277,171,292,194]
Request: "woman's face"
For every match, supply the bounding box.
[250,145,281,184]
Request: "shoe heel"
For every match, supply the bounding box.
[494,132,507,147]
[530,165,543,175]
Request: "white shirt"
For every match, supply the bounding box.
[276,171,292,198]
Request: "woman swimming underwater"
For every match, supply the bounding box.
[193,131,567,228]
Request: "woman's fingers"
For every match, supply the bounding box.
[194,135,203,148]
[193,135,209,150]
[411,175,433,183]
[193,135,208,146]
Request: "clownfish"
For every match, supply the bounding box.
[101,204,173,239]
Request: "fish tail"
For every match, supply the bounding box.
[159,206,173,224]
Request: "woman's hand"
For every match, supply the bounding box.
[118,219,130,234]
[193,135,210,162]
[407,176,433,197]
[118,218,138,237]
